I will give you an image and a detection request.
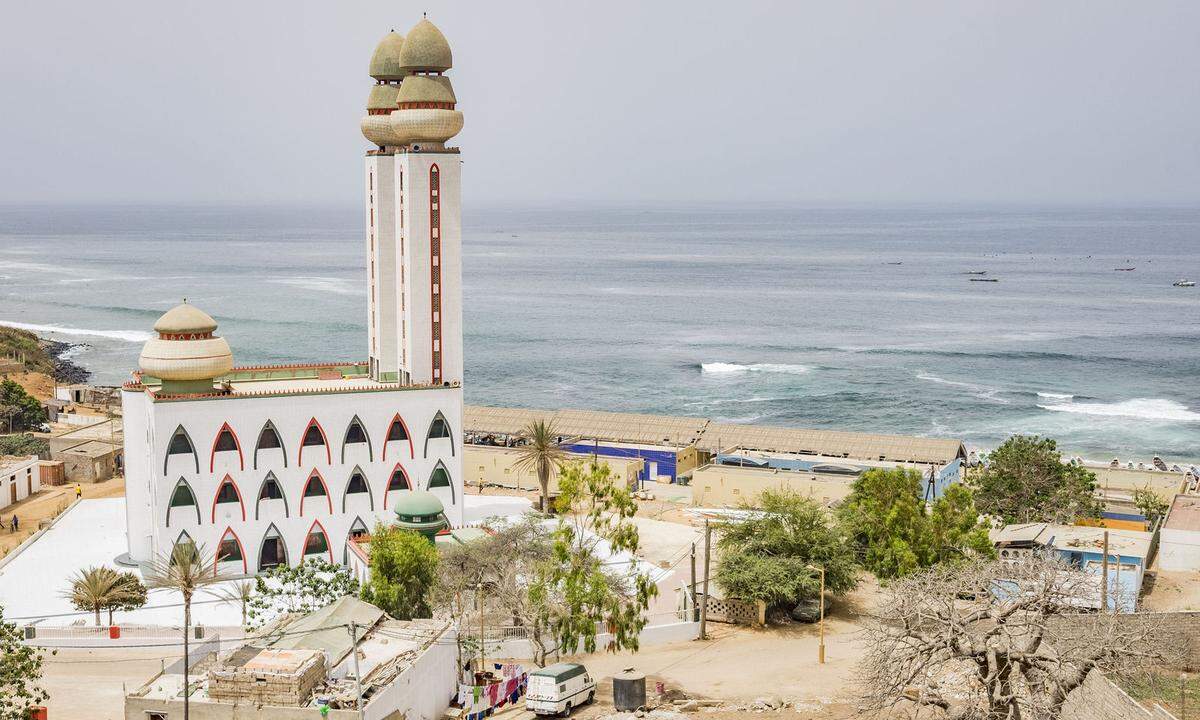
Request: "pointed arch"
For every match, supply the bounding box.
[300,469,332,516]
[383,462,411,509]
[382,413,414,461]
[303,519,333,562]
[164,424,199,475]
[215,526,247,574]
[344,516,371,564]
[342,466,374,512]
[211,475,246,523]
[298,417,330,466]
[423,410,455,458]
[209,422,245,472]
[166,477,201,527]
[254,420,287,470]
[341,415,373,463]
[428,460,455,502]
[258,523,288,571]
[255,472,289,520]
[170,530,198,566]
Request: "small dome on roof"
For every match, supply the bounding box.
[369,31,406,80]
[393,490,445,518]
[398,18,452,72]
[367,84,400,111]
[395,75,456,105]
[153,301,217,335]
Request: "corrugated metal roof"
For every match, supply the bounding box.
[551,409,708,446]
[464,405,555,437]
[269,596,385,664]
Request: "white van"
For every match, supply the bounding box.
[525,662,595,716]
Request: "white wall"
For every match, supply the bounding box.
[0,456,40,511]
[126,383,464,567]
[366,154,399,378]
[364,625,458,720]
[1159,528,1200,571]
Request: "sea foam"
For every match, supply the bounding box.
[0,320,151,343]
[701,362,809,375]
[1036,392,1075,400]
[1037,398,1200,423]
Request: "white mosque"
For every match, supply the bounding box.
[120,18,466,574]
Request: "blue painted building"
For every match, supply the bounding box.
[559,441,681,485]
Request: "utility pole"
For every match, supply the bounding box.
[1101,531,1110,612]
[700,519,712,640]
[347,621,364,718]
[477,582,486,676]
[690,542,698,622]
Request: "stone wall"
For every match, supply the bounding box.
[696,593,764,626]
[207,650,326,706]
[1048,611,1200,669]
[1062,672,1177,720]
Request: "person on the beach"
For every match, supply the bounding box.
[75,484,82,499]
[9,515,16,532]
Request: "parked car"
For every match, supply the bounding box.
[525,662,595,716]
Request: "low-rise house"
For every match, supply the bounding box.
[991,522,1152,613]
[0,455,40,510]
[689,463,856,508]
[47,418,122,482]
[464,444,642,494]
[125,596,457,720]
[1158,494,1200,571]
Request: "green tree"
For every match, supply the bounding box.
[0,380,44,433]
[716,489,859,608]
[63,566,147,626]
[1133,486,1170,528]
[512,419,567,513]
[0,434,48,457]
[0,603,51,720]
[971,435,1103,524]
[246,559,358,629]
[361,525,439,620]
[530,461,657,657]
[840,468,993,579]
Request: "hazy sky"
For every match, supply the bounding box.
[2,1,1198,207]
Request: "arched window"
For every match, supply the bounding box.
[423,411,455,458]
[383,463,410,509]
[211,476,245,522]
[258,524,288,571]
[166,478,200,527]
[164,425,199,474]
[428,461,455,502]
[170,531,198,566]
[254,420,287,469]
[216,527,247,574]
[210,423,244,472]
[298,418,330,465]
[303,520,332,562]
[341,415,373,462]
[300,471,331,515]
[344,517,370,564]
[342,468,374,512]
[383,414,413,460]
[255,472,289,520]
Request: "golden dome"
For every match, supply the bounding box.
[153,301,218,335]
[398,19,452,72]
[369,31,406,80]
[139,302,233,385]
[367,83,401,111]
[395,75,456,105]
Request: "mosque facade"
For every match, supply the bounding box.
[120,18,466,574]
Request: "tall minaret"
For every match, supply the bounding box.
[361,18,464,387]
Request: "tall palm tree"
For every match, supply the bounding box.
[146,542,225,720]
[214,580,255,627]
[512,420,567,513]
[63,566,125,626]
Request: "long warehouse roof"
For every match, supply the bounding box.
[464,405,966,465]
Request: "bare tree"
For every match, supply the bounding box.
[858,555,1166,719]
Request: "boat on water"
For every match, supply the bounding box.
[1114,267,1136,271]
[1174,279,1196,287]
[965,270,987,275]
[969,278,999,282]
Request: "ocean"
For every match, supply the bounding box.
[2,204,1198,464]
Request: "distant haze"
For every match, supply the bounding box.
[2,1,1199,207]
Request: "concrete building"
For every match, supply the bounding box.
[690,463,856,508]
[714,448,962,500]
[1158,494,1200,571]
[47,418,123,483]
[120,17,468,574]
[125,597,457,720]
[464,444,642,494]
[991,523,1152,613]
[0,455,39,510]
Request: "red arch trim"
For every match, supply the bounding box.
[298,417,331,466]
[211,474,246,523]
[215,526,248,574]
[300,469,333,516]
[382,413,415,461]
[210,422,245,472]
[382,462,411,509]
[304,518,334,563]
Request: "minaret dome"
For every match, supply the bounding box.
[137,301,233,394]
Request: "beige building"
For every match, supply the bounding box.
[690,463,855,508]
[47,418,123,483]
[464,444,643,494]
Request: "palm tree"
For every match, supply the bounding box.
[214,580,255,627]
[63,566,125,626]
[512,420,567,513]
[146,541,225,720]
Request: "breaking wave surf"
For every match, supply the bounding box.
[700,362,810,375]
[1037,398,1200,423]
[0,320,151,343]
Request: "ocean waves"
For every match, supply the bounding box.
[700,362,810,375]
[1036,398,1200,423]
[915,372,1010,404]
[0,320,151,343]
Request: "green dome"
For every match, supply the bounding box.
[398,18,452,72]
[369,31,405,80]
[367,84,400,111]
[393,490,445,519]
[395,75,456,105]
